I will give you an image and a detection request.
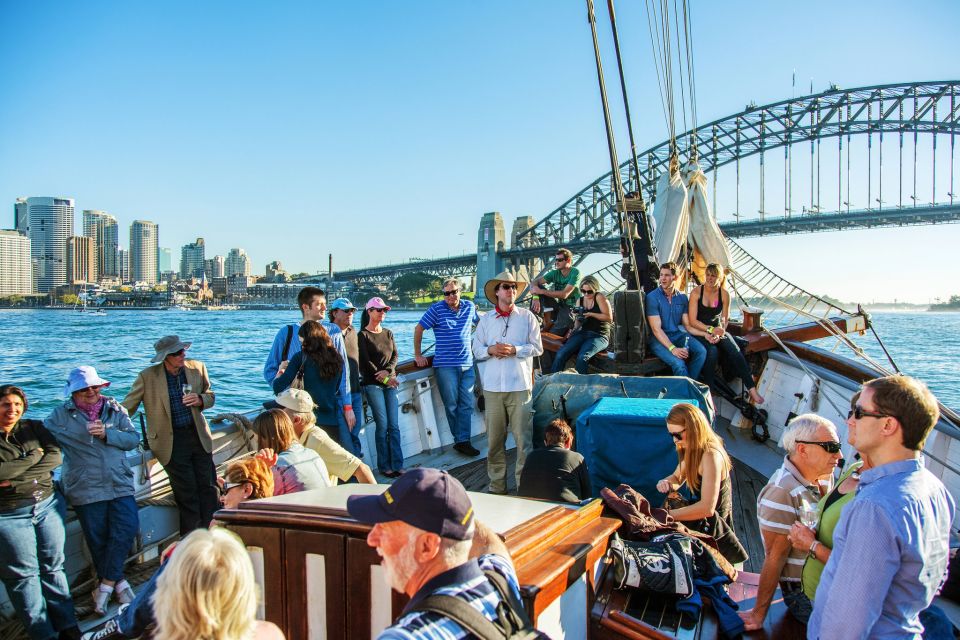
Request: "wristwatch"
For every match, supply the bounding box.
[808,540,821,558]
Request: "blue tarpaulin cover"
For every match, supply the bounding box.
[577,397,695,500]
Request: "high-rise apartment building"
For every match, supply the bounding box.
[118,249,130,283]
[180,238,206,279]
[23,196,74,293]
[130,220,159,284]
[205,255,225,279]
[225,248,251,277]
[0,230,32,295]
[82,210,119,279]
[66,236,95,284]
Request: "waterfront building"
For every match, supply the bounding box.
[225,247,251,277]
[158,247,173,274]
[66,235,95,284]
[130,220,159,285]
[265,260,289,282]
[205,254,225,279]
[14,198,29,235]
[23,196,74,293]
[118,248,131,283]
[0,230,32,295]
[180,237,206,278]
[82,210,119,279]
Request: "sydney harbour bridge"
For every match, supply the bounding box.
[298,81,960,289]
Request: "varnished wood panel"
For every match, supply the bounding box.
[284,530,346,640]
[227,525,286,632]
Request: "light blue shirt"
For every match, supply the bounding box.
[808,458,955,640]
[263,321,350,402]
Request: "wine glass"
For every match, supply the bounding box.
[799,500,819,530]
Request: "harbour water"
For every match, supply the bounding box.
[2,309,957,417]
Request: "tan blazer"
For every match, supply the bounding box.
[122,360,215,467]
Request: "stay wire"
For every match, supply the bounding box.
[673,0,688,142]
[645,0,672,140]
[681,0,698,153]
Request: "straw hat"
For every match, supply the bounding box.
[483,269,528,306]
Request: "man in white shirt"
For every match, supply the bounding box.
[472,270,543,494]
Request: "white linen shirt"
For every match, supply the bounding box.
[471,306,543,393]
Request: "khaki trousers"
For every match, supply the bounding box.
[484,390,533,494]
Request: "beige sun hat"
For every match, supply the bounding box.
[483,268,529,306]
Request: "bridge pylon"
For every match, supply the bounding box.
[476,212,506,297]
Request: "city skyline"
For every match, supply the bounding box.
[2,2,959,302]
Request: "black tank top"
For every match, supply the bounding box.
[695,286,723,328]
[581,296,611,338]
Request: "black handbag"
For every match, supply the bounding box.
[608,533,696,596]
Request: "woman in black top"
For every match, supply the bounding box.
[687,263,764,405]
[550,276,613,374]
[0,385,80,639]
[656,402,747,565]
[357,297,404,478]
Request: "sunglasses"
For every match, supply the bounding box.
[499,283,518,290]
[555,257,567,262]
[370,308,388,313]
[170,349,186,357]
[796,440,843,454]
[669,430,685,441]
[847,405,892,421]
[79,385,105,393]
[218,480,246,497]
[580,288,595,294]
[442,290,460,297]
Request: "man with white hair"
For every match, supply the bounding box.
[739,414,842,630]
[808,376,955,639]
[347,469,541,638]
[266,388,376,485]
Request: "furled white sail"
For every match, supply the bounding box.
[651,155,689,265]
[684,161,731,283]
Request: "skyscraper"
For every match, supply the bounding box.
[14,198,29,235]
[67,236,95,284]
[180,238,206,279]
[24,196,74,293]
[158,247,172,274]
[130,220,159,284]
[225,248,251,277]
[83,210,119,279]
[0,230,32,295]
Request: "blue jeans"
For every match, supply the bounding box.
[0,494,78,640]
[649,333,707,379]
[73,496,139,582]
[364,385,403,473]
[434,366,475,444]
[551,330,609,374]
[337,391,365,457]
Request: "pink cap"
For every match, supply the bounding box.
[365,296,391,311]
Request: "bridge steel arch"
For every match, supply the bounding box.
[516,81,960,251]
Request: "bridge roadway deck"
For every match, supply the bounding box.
[317,202,960,282]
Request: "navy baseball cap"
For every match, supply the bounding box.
[346,468,475,540]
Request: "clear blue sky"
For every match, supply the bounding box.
[2,1,957,303]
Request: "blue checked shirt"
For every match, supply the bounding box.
[164,368,194,429]
[378,554,522,640]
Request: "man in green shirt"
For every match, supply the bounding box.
[529,247,580,334]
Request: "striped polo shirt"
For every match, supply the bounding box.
[757,456,829,582]
[418,299,479,368]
